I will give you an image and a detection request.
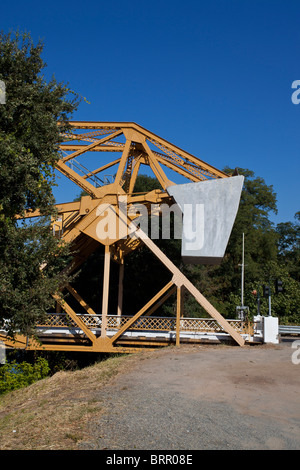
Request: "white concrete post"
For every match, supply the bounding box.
[0,340,5,364]
[263,316,279,344]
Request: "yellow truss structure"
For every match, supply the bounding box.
[1,122,246,352]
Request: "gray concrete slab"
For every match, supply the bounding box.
[167,175,244,264]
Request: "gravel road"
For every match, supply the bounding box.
[79,340,300,450]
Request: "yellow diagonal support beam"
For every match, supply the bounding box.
[61,130,123,162]
[52,294,97,344]
[110,280,175,344]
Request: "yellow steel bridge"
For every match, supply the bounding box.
[0,122,253,353]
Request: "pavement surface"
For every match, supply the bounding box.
[79,339,300,450]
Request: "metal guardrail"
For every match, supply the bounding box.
[37,314,257,335]
[279,325,300,335]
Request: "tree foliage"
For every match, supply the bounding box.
[0,31,80,336]
[276,212,300,282]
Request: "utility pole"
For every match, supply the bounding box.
[268,281,272,316]
[241,232,245,308]
[237,233,248,320]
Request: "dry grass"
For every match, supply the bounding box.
[0,345,203,450]
[0,353,136,450]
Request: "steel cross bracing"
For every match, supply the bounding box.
[0,122,247,353]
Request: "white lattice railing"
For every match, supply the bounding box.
[38,314,255,335]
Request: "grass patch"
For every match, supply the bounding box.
[0,353,131,450]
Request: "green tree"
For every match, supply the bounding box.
[185,169,300,322]
[0,31,80,337]
[276,212,300,281]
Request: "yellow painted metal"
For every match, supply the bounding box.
[3,121,247,354]
[136,230,245,347]
[35,314,254,335]
[176,286,182,347]
[65,284,97,315]
[59,121,229,180]
[109,280,177,345]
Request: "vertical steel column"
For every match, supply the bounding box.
[101,245,111,337]
[176,286,181,346]
[117,258,124,317]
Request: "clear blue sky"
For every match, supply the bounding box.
[2,0,300,225]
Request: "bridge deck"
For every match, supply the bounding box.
[0,315,262,353]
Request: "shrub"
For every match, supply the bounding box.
[0,357,50,394]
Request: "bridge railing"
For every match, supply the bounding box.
[38,314,257,335]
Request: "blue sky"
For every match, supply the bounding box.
[2,0,299,225]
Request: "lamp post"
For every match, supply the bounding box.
[237,233,248,321]
[238,233,245,308]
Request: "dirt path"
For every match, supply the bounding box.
[79,340,300,450]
